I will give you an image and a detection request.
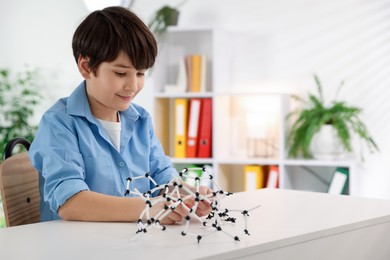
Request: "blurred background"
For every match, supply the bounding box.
[1,0,389,206]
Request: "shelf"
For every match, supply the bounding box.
[284,159,356,167]
[154,92,214,98]
[151,28,357,196]
[170,158,214,165]
[216,158,280,165]
[215,90,294,96]
[166,26,216,33]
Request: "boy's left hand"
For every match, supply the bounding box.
[184,185,212,217]
[197,186,213,217]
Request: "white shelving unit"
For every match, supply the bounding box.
[152,27,357,195]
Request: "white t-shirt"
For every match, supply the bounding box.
[97,118,121,151]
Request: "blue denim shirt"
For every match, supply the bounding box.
[29,81,177,221]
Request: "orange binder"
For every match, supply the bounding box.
[186,98,201,158]
[266,165,279,188]
[197,98,212,158]
[174,99,188,158]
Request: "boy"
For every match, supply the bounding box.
[29,6,210,224]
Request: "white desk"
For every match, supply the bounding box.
[1,189,390,259]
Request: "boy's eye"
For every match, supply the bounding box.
[137,72,145,77]
[115,72,126,77]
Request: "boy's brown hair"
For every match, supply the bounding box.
[72,6,157,74]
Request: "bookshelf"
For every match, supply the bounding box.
[151,27,357,195]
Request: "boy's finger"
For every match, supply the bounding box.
[197,200,212,216]
[199,186,212,196]
[174,203,190,217]
[167,211,183,223]
[184,197,195,208]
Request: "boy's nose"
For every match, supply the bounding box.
[124,75,137,91]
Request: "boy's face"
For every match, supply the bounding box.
[81,51,146,121]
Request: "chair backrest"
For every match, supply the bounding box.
[0,141,40,227]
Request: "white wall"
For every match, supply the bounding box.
[1,0,390,199]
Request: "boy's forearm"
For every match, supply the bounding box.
[58,190,145,222]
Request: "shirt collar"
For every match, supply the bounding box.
[67,81,141,122]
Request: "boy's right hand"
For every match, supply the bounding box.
[148,198,189,225]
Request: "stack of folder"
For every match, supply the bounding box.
[244,165,279,191]
[163,54,207,93]
[174,98,212,158]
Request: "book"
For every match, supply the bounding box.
[191,54,202,92]
[200,55,207,92]
[244,165,265,191]
[328,167,349,195]
[184,54,206,92]
[184,55,193,92]
[164,58,187,93]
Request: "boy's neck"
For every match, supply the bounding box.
[94,111,119,122]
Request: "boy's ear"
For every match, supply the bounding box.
[77,55,92,79]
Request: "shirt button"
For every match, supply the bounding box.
[118,162,125,168]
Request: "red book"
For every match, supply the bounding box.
[197,98,212,158]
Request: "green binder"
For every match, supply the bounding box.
[328,167,349,195]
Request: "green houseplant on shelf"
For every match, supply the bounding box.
[0,67,42,161]
[148,1,187,38]
[287,74,379,160]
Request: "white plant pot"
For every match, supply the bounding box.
[310,125,347,160]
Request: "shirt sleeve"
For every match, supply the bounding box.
[146,114,178,189]
[29,112,90,214]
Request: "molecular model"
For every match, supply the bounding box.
[124,166,260,243]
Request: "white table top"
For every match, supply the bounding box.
[1,189,390,259]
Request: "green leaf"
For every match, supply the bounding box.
[0,67,41,161]
[286,74,379,160]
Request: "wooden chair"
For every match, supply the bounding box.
[0,138,40,227]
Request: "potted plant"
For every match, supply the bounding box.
[148,1,187,38]
[287,74,379,160]
[0,67,42,161]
